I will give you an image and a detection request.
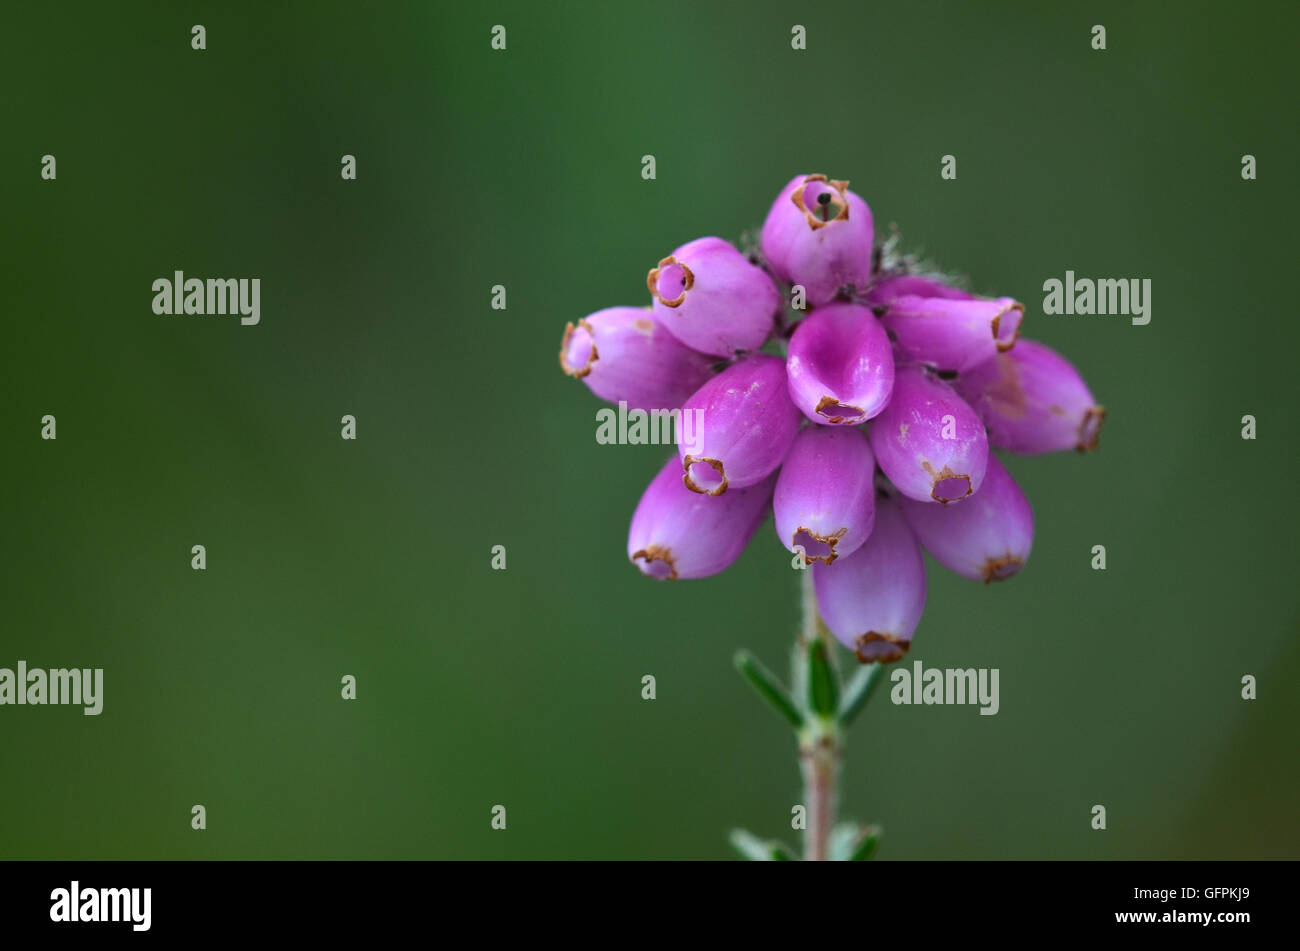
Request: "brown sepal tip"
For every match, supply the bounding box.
[1077,405,1106,452]
[922,462,973,504]
[815,394,866,424]
[559,319,598,379]
[793,526,848,565]
[632,545,678,581]
[647,255,694,308]
[854,632,910,665]
[992,301,1025,353]
[682,455,728,496]
[791,174,850,230]
[982,555,1024,584]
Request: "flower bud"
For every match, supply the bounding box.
[628,455,775,580]
[899,453,1034,582]
[559,307,717,410]
[955,339,1105,454]
[868,276,1023,373]
[647,236,779,357]
[773,426,876,565]
[785,302,894,425]
[678,354,801,495]
[868,366,988,503]
[760,174,874,305]
[813,498,926,663]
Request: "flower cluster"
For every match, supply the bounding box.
[560,173,1104,664]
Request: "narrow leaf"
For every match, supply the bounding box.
[730,829,770,861]
[769,841,797,861]
[806,638,839,718]
[734,650,804,728]
[847,825,882,861]
[838,662,886,726]
[730,828,798,861]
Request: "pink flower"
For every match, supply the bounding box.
[558,175,1104,661]
[761,174,875,305]
[648,237,781,357]
[785,302,894,425]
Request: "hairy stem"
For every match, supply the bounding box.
[798,569,841,861]
[800,731,839,861]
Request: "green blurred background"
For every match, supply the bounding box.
[2,0,1297,860]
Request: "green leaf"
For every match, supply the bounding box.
[729,829,797,861]
[768,840,797,861]
[831,822,882,861]
[847,825,881,861]
[830,823,859,861]
[838,662,886,726]
[806,639,839,719]
[729,829,769,861]
[734,650,804,728]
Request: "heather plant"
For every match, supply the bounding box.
[559,173,1105,860]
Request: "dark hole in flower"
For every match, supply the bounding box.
[936,369,959,381]
[801,180,846,225]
